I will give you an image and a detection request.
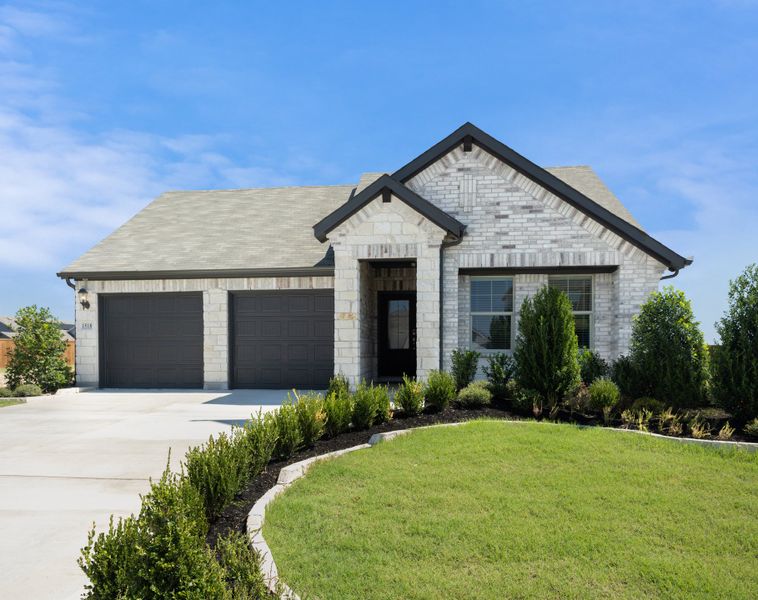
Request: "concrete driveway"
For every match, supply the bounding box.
[0,389,290,600]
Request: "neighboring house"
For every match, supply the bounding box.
[0,317,76,369]
[58,123,691,390]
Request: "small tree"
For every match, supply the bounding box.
[712,264,758,423]
[514,286,581,409]
[6,306,71,393]
[629,287,709,409]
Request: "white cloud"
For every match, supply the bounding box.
[0,4,301,273]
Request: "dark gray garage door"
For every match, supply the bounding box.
[99,293,203,388]
[231,290,334,389]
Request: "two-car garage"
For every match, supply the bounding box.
[98,290,334,389]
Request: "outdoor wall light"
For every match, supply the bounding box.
[78,287,90,310]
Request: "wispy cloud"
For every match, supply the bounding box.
[0,4,300,273]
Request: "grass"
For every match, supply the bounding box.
[0,399,24,408]
[263,420,758,599]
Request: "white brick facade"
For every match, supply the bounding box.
[405,145,667,368]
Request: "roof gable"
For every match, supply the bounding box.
[392,122,691,271]
[313,174,466,243]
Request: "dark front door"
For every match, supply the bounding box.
[378,292,416,378]
[230,290,334,389]
[99,293,203,388]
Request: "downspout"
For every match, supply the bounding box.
[439,235,464,370]
[659,269,680,281]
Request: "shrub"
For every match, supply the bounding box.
[717,422,735,441]
[12,383,43,397]
[294,392,326,447]
[620,409,635,428]
[455,380,492,408]
[744,418,758,437]
[394,374,424,416]
[689,414,711,439]
[629,287,709,409]
[657,407,676,434]
[712,264,758,424]
[579,349,609,386]
[241,410,278,478]
[631,397,665,414]
[273,400,303,460]
[372,384,391,424]
[610,354,639,399]
[185,429,249,521]
[323,391,353,438]
[215,530,267,599]
[0,388,12,398]
[636,408,653,432]
[5,306,72,393]
[451,349,480,390]
[79,464,227,599]
[588,378,620,414]
[327,373,350,399]
[423,370,456,412]
[483,353,516,403]
[506,379,542,417]
[514,286,581,409]
[352,380,378,430]
[566,383,591,415]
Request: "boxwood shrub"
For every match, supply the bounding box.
[423,370,456,412]
[455,380,492,408]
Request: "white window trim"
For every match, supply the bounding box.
[469,275,514,353]
[548,274,594,349]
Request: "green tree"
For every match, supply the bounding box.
[712,264,758,423]
[6,305,71,393]
[514,286,581,409]
[629,287,709,409]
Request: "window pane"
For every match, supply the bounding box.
[574,314,591,349]
[549,277,592,312]
[471,315,511,351]
[491,279,514,312]
[470,279,492,312]
[387,300,410,349]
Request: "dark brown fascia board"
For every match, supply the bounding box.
[56,266,335,281]
[392,122,691,272]
[312,174,466,242]
[459,266,618,276]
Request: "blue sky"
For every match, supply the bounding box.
[1,1,756,342]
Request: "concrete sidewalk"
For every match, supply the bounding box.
[0,389,289,600]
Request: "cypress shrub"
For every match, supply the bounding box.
[514,285,581,410]
[712,264,758,423]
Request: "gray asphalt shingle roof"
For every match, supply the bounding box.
[60,166,640,276]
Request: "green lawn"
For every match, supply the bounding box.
[0,399,24,408]
[263,421,758,599]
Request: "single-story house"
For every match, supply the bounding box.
[58,123,691,390]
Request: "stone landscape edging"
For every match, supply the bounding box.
[247,418,757,597]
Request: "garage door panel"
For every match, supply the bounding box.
[231,290,333,389]
[100,293,203,388]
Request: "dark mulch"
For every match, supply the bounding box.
[206,405,518,548]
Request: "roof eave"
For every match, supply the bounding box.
[313,174,466,243]
[392,122,691,272]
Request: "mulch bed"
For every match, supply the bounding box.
[206,406,518,548]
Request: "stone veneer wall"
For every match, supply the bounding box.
[405,144,667,369]
[329,196,446,386]
[74,276,333,389]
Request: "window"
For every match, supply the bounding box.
[548,276,592,348]
[470,278,513,351]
